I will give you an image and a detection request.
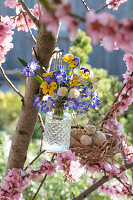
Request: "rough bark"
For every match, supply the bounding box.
[6,24,58,170]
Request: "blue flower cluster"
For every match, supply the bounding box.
[64,87,99,114]
[33,94,56,113]
[53,66,68,85]
[21,61,40,77]
[33,85,100,115]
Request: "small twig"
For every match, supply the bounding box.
[100,83,127,125]
[72,192,76,199]
[23,12,37,43]
[0,65,24,99]
[59,52,61,67]
[52,49,64,55]
[127,153,133,156]
[95,4,109,13]
[115,176,133,196]
[38,113,45,132]
[10,11,23,19]
[18,0,39,27]
[38,113,45,153]
[80,0,90,12]
[54,52,58,70]
[69,12,85,22]
[32,154,55,200]
[32,174,47,200]
[24,150,45,170]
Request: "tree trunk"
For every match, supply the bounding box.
[6,24,59,171]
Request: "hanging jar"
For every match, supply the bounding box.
[43,106,72,153]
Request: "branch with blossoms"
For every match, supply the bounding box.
[18,0,39,27]
[73,161,133,200]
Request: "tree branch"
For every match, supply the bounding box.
[38,113,45,152]
[73,162,133,200]
[80,0,90,12]
[24,149,45,170]
[6,14,59,171]
[18,0,39,28]
[32,154,55,200]
[115,177,133,196]
[23,12,37,43]
[100,83,127,125]
[73,176,109,200]
[0,64,24,99]
[95,4,109,13]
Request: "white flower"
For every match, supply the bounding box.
[42,95,48,101]
[57,87,68,96]
[69,88,80,98]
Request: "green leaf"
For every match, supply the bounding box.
[35,74,43,84]
[33,48,47,73]
[17,58,28,67]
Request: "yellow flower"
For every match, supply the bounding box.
[41,81,57,95]
[79,68,90,79]
[62,54,80,68]
[71,75,79,87]
[62,54,74,63]
[43,71,55,78]
[69,60,79,68]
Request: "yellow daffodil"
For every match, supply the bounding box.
[71,75,79,87]
[41,81,57,95]
[43,71,55,78]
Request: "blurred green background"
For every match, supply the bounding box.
[0,30,132,200]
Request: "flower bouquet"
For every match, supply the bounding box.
[21,53,100,153]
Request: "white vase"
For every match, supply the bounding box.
[44,110,72,153]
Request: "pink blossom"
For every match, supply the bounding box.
[4,0,18,9]
[0,168,28,199]
[123,53,133,72]
[99,184,121,198]
[68,161,83,183]
[14,3,38,32]
[32,3,39,20]
[41,7,58,37]
[84,161,101,173]
[106,0,127,10]
[86,11,117,46]
[99,162,120,179]
[104,118,122,135]
[0,17,14,63]
[40,2,78,38]
[55,150,81,182]
[85,11,133,52]
[38,160,57,176]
